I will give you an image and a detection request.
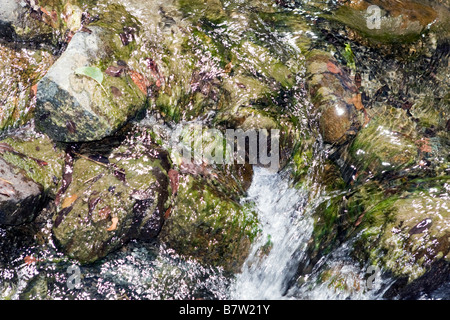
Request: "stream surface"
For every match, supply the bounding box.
[0,0,449,300]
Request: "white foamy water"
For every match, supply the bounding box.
[231,167,314,299]
[230,167,397,300]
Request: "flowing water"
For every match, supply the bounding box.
[0,0,449,300]
[231,167,315,299]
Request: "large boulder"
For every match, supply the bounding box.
[159,173,260,273]
[327,0,449,45]
[136,120,260,272]
[352,187,450,284]
[300,170,450,298]
[52,129,171,264]
[35,7,148,142]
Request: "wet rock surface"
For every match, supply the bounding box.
[159,173,260,273]
[52,129,170,263]
[0,157,44,225]
[35,24,146,142]
[0,0,449,300]
[305,50,362,145]
[0,128,65,196]
[286,0,450,298]
[0,44,55,132]
[0,0,54,43]
[329,0,441,44]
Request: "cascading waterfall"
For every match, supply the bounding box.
[231,167,315,299]
[230,166,396,300]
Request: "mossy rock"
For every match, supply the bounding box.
[133,120,256,199]
[309,192,346,258]
[159,174,260,273]
[316,263,364,296]
[309,168,450,284]
[219,74,272,114]
[52,136,170,264]
[0,45,56,133]
[352,185,450,283]
[147,0,306,124]
[347,106,419,181]
[328,0,440,45]
[178,0,227,23]
[233,41,296,89]
[0,0,100,44]
[0,157,45,226]
[256,11,312,54]
[0,131,65,197]
[151,31,221,122]
[36,23,147,142]
[409,93,450,131]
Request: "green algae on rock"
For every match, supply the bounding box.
[159,173,260,273]
[327,0,440,45]
[142,0,308,124]
[347,106,419,181]
[0,124,64,226]
[52,133,170,264]
[35,5,147,142]
[352,184,450,283]
[0,157,45,226]
[0,132,65,197]
[0,44,56,133]
[305,170,450,293]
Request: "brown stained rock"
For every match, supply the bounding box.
[319,101,353,144]
[306,52,360,145]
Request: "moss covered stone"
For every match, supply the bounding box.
[0,131,65,197]
[352,185,450,282]
[308,168,450,287]
[159,174,260,273]
[147,0,307,125]
[0,45,56,133]
[36,6,147,142]
[348,106,419,181]
[0,157,45,226]
[52,135,170,264]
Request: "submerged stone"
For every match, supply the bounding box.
[347,106,419,181]
[305,50,361,144]
[353,187,450,284]
[328,0,443,45]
